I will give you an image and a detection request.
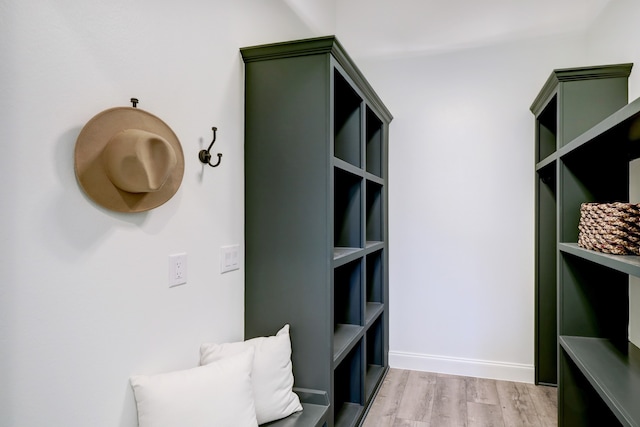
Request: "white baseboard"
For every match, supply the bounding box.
[389,350,535,384]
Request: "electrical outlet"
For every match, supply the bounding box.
[169,253,187,287]
[220,245,240,273]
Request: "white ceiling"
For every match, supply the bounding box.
[330,0,614,58]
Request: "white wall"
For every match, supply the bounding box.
[343,0,640,383]
[4,1,640,424]
[0,1,320,426]
[350,35,588,382]
[284,0,336,34]
[585,0,640,97]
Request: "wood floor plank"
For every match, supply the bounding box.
[396,370,437,422]
[526,384,557,427]
[465,377,500,405]
[430,374,468,426]
[467,402,505,427]
[362,368,410,427]
[392,418,430,427]
[363,370,557,427]
[496,381,542,427]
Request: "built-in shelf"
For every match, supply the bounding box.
[365,315,385,400]
[536,93,557,162]
[365,241,384,250]
[365,365,385,402]
[366,106,383,178]
[364,173,384,185]
[366,180,383,243]
[530,63,633,389]
[333,324,364,365]
[535,152,558,171]
[334,69,362,169]
[559,243,640,277]
[560,336,640,427]
[558,95,640,162]
[334,158,363,177]
[243,36,391,427]
[335,403,362,427]
[365,302,384,326]
[334,343,364,427]
[334,247,361,260]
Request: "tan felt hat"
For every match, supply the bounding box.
[74,107,185,213]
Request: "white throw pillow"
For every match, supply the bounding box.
[200,324,303,425]
[130,347,258,427]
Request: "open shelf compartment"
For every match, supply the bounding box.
[334,341,364,427]
[536,94,557,162]
[559,143,628,244]
[365,314,385,401]
[560,337,640,427]
[366,106,383,177]
[366,180,383,245]
[365,249,384,325]
[334,69,362,168]
[334,167,363,252]
[334,258,364,364]
[536,160,557,385]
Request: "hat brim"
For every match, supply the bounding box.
[75,107,185,213]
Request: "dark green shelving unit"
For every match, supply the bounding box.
[530,63,632,387]
[534,62,640,426]
[556,92,640,426]
[242,36,392,427]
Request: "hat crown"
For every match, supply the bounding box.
[102,129,177,193]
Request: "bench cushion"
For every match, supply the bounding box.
[200,324,302,424]
[130,347,257,427]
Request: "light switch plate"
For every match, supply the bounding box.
[220,245,240,273]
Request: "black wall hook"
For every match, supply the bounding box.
[199,127,222,168]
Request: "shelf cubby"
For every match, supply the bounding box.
[536,161,557,385]
[334,259,363,365]
[334,259,363,326]
[366,180,383,245]
[536,94,557,162]
[366,107,383,177]
[560,336,640,427]
[559,127,628,238]
[560,251,629,345]
[334,69,362,168]
[559,341,625,426]
[334,167,363,251]
[334,342,364,427]
[365,315,385,401]
[365,250,384,324]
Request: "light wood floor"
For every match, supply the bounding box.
[362,369,557,427]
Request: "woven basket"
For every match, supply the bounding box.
[578,202,640,255]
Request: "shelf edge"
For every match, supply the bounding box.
[559,242,640,277]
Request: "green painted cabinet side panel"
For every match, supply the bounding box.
[244,53,333,391]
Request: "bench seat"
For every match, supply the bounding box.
[260,388,329,427]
